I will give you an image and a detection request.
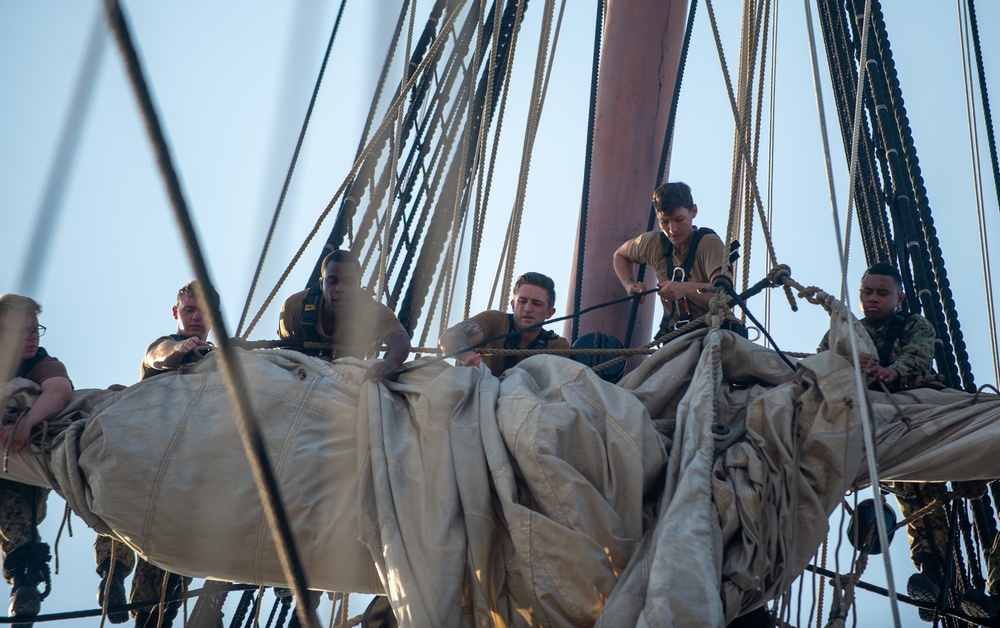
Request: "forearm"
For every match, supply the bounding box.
[613,252,637,290]
[22,378,72,429]
[439,320,484,356]
[383,331,411,367]
[146,341,183,370]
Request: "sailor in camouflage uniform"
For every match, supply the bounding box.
[819,262,945,621]
[94,281,210,627]
[0,295,73,628]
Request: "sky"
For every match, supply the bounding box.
[2,0,999,625]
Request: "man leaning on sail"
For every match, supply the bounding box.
[438,271,571,377]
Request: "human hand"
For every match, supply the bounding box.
[364,359,402,381]
[457,352,482,368]
[0,422,33,453]
[656,281,684,302]
[627,282,647,304]
[177,337,206,354]
[867,365,900,385]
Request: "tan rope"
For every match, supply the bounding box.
[241,0,471,338]
[499,0,558,303]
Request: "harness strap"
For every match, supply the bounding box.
[298,285,325,346]
[877,312,916,367]
[502,313,553,372]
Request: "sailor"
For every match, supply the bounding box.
[816,263,945,621]
[438,272,571,377]
[95,280,213,626]
[0,294,72,628]
[612,181,746,339]
[278,249,411,380]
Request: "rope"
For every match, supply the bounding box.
[236,0,349,337]
[463,0,506,320]
[956,0,1000,384]
[499,0,558,302]
[101,3,321,625]
[570,0,606,343]
[241,0,470,340]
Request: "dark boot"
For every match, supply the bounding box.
[96,558,130,624]
[133,572,183,628]
[4,543,50,628]
[907,554,944,622]
[961,588,1000,621]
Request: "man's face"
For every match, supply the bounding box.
[0,312,40,361]
[859,274,903,324]
[510,284,556,331]
[172,295,209,340]
[321,261,361,313]
[656,205,698,249]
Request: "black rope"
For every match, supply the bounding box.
[570,0,605,343]
[721,279,796,371]
[101,2,317,626]
[0,583,257,624]
[966,0,1000,223]
[237,0,349,337]
[623,0,698,349]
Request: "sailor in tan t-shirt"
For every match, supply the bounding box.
[438,272,571,377]
[612,181,744,338]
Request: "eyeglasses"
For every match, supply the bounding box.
[0,325,46,338]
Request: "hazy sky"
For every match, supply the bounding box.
[2,0,999,624]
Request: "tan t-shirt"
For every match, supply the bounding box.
[625,229,733,329]
[278,288,407,359]
[468,309,571,377]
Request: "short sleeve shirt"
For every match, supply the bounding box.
[140,334,212,381]
[468,310,572,377]
[625,229,732,328]
[278,288,407,359]
[16,347,71,387]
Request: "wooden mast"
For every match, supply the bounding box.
[564,0,689,356]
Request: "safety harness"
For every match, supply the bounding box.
[875,312,918,367]
[656,227,715,335]
[502,313,556,372]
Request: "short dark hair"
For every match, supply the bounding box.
[513,272,556,308]
[862,262,902,288]
[177,280,220,309]
[653,181,694,215]
[321,250,361,276]
[0,294,41,322]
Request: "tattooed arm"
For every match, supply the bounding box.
[438,319,486,367]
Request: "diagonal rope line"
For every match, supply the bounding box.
[101,2,320,625]
[237,0,350,337]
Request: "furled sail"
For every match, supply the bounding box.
[2,300,999,627]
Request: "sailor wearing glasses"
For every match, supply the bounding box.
[0,293,73,625]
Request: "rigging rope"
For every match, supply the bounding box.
[240,0,470,339]
[236,0,349,337]
[101,2,319,624]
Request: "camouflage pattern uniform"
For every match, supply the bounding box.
[0,480,47,562]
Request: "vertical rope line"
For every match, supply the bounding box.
[802,0,900,623]
[236,0,349,337]
[464,0,506,320]
[763,0,779,347]
[499,0,557,303]
[956,0,1000,382]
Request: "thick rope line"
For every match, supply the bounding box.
[956,0,1000,384]
[236,0,349,337]
[241,0,470,339]
[17,8,104,296]
[101,3,320,625]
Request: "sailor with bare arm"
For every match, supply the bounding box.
[95,281,215,627]
[438,272,571,377]
[612,181,746,339]
[0,294,72,627]
[278,249,411,380]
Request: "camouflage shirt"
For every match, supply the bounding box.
[818,313,936,390]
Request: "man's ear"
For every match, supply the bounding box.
[690,203,698,219]
[172,305,180,321]
[546,306,556,319]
